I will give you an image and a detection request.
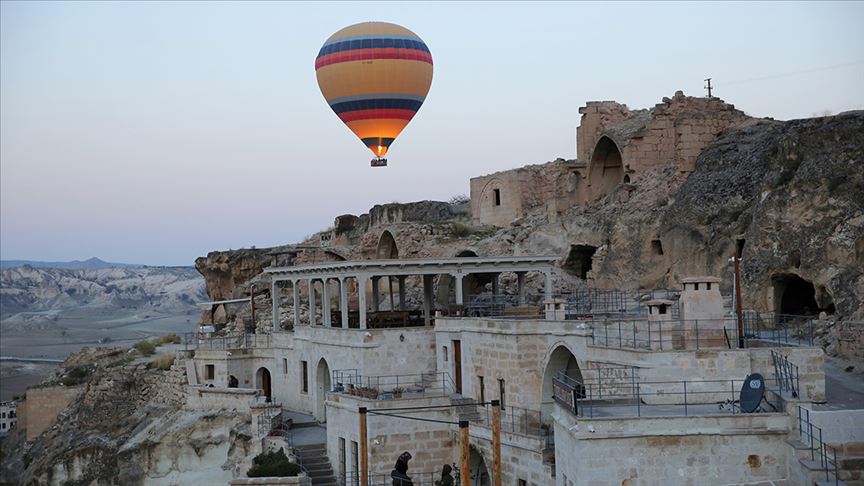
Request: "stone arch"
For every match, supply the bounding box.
[540,343,583,423]
[376,230,399,259]
[255,367,272,403]
[476,177,507,225]
[589,136,624,201]
[468,444,491,486]
[315,358,331,422]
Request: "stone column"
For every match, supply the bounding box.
[544,271,553,300]
[454,272,465,305]
[339,277,349,329]
[491,273,500,296]
[308,279,317,326]
[292,280,300,328]
[517,272,527,306]
[397,276,407,311]
[371,277,381,312]
[423,274,434,326]
[271,279,280,331]
[357,275,368,329]
[322,278,331,327]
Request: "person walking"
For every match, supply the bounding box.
[434,464,454,486]
[391,451,414,486]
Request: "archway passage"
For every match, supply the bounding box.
[541,346,583,423]
[562,245,597,280]
[256,367,272,403]
[469,446,491,486]
[315,358,331,422]
[589,136,623,200]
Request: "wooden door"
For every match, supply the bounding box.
[453,340,462,394]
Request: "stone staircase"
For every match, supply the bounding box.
[787,438,863,486]
[295,443,337,486]
[451,396,483,422]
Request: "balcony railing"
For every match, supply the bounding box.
[184,332,271,351]
[331,370,455,400]
[590,318,738,350]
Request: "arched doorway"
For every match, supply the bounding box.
[256,367,272,403]
[315,358,331,422]
[589,136,623,201]
[469,446,491,486]
[377,231,399,259]
[541,345,583,422]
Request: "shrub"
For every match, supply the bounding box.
[61,365,92,386]
[247,448,301,477]
[153,334,181,346]
[133,339,156,356]
[451,222,475,237]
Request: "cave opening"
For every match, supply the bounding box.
[736,239,746,259]
[651,239,664,256]
[563,245,598,280]
[772,274,829,316]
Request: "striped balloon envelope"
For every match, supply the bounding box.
[315,22,433,164]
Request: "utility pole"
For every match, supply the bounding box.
[733,255,745,348]
[491,400,502,486]
[704,78,713,98]
[359,407,368,486]
[460,420,470,486]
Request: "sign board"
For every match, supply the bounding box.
[199,325,215,334]
[552,375,578,416]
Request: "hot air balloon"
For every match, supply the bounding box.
[315,21,433,167]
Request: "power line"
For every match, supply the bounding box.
[367,410,459,426]
[719,60,864,87]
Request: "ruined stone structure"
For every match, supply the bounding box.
[471,91,751,227]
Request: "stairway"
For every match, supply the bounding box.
[451,396,483,422]
[295,443,337,486]
[787,438,862,486]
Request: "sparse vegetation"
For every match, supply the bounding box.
[152,334,181,346]
[133,339,156,356]
[61,365,93,386]
[246,448,302,477]
[451,222,475,237]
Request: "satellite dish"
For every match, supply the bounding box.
[739,373,765,413]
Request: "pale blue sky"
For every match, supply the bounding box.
[1,1,862,265]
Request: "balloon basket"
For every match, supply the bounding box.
[371,157,388,167]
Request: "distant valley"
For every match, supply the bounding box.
[0,261,206,399]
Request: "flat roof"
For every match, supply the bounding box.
[266,256,559,280]
[195,297,251,307]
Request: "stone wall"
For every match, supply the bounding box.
[326,394,455,478]
[24,385,83,440]
[230,477,311,486]
[554,409,790,485]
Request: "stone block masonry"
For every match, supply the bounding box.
[23,385,84,440]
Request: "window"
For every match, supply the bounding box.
[1,412,5,418]
[443,346,448,362]
[301,361,309,393]
[1,423,5,430]
[205,364,215,380]
[498,378,506,410]
[493,189,501,206]
[283,358,288,374]
[478,376,485,403]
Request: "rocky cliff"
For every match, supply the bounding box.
[193,111,863,325]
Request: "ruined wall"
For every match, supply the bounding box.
[24,385,83,440]
[470,159,585,227]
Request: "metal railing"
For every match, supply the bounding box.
[798,406,840,485]
[338,470,459,486]
[462,289,682,319]
[331,370,456,400]
[742,311,817,347]
[473,403,551,438]
[575,377,784,418]
[184,332,271,351]
[771,350,800,398]
[590,318,738,350]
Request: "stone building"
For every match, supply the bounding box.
[0,401,17,435]
[471,91,751,227]
[182,256,861,486]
